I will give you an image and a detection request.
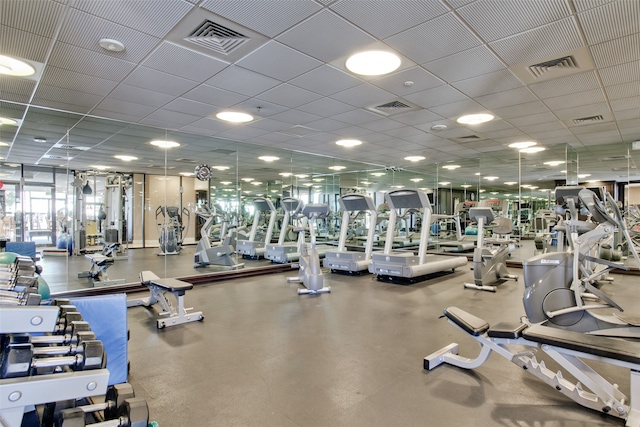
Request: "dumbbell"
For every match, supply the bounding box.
[58,397,149,427]
[55,309,85,334]
[0,288,42,305]
[0,339,104,378]
[56,383,135,425]
[30,323,94,345]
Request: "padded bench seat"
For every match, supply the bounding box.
[524,323,640,366]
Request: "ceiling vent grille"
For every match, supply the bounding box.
[458,135,481,141]
[367,98,421,117]
[185,20,249,55]
[528,56,578,79]
[572,115,604,125]
[603,155,630,161]
[53,144,90,151]
[42,154,72,160]
[278,125,319,137]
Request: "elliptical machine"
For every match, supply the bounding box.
[287,203,331,295]
[156,206,189,256]
[463,206,518,292]
[522,186,640,337]
[193,204,244,269]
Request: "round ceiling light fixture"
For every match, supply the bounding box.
[150,140,180,149]
[258,156,279,162]
[212,165,230,171]
[99,38,125,52]
[335,139,362,147]
[0,117,18,126]
[328,165,346,171]
[544,160,564,166]
[442,164,460,170]
[508,141,537,149]
[216,111,254,123]
[520,146,546,153]
[404,155,425,162]
[456,113,494,125]
[114,155,138,161]
[0,55,35,76]
[345,50,401,76]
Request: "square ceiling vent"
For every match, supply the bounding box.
[509,47,595,84]
[166,8,268,62]
[366,98,422,117]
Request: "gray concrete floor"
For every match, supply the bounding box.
[121,264,635,427]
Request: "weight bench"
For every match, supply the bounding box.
[127,271,204,329]
[425,306,640,426]
[78,253,125,287]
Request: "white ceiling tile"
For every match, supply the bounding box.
[578,0,640,45]
[162,98,220,118]
[331,110,381,125]
[429,99,486,120]
[200,0,321,38]
[237,41,323,81]
[231,99,289,118]
[489,17,584,66]
[610,97,640,112]
[404,85,468,109]
[458,0,571,43]
[359,119,405,133]
[289,65,362,96]
[385,13,482,64]
[276,10,376,63]
[543,88,607,111]
[268,109,323,125]
[424,46,505,82]
[297,98,355,117]
[123,67,200,97]
[182,84,248,108]
[590,33,640,69]
[475,87,538,109]
[304,118,357,132]
[451,69,524,98]
[0,76,36,104]
[256,84,322,109]
[528,71,601,98]
[382,126,423,138]
[332,83,396,108]
[109,84,174,108]
[143,42,229,82]
[331,0,448,39]
[492,101,550,119]
[599,60,640,87]
[2,0,66,38]
[615,109,640,121]
[70,0,193,38]
[94,98,156,119]
[34,85,103,109]
[370,67,444,96]
[604,82,640,101]
[39,66,118,97]
[518,121,567,135]
[553,102,610,121]
[390,109,443,126]
[205,66,280,97]
[48,42,136,81]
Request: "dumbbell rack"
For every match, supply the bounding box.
[0,305,110,427]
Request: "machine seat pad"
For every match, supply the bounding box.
[140,271,192,292]
[488,322,527,339]
[443,307,489,336]
[523,323,640,365]
[85,254,113,266]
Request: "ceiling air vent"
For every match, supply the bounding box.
[367,98,421,117]
[42,154,72,160]
[278,126,319,137]
[572,115,604,125]
[458,135,481,141]
[185,20,249,55]
[528,56,577,79]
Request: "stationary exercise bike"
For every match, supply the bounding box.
[193,204,244,269]
[156,206,189,256]
[463,207,518,292]
[523,186,640,337]
[287,203,331,295]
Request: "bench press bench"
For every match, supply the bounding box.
[425,306,640,426]
[127,271,204,329]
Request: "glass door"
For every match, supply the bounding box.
[23,184,55,246]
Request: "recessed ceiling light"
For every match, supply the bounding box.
[520,146,546,153]
[521,184,531,188]
[328,166,346,171]
[544,160,564,166]
[212,166,230,171]
[438,182,450,186]
[345,50,401,76]
[529,186,539,189]
[391,185,405,188]
[303,183,314,187]
[578,174,591,178]
[295,174,308,178]
[0,142,8,147]
[371,172,386,177]
[91,165,110,170]
[0,117,18,126]
[258,156,279,162]
[180,172,194,176]
[34,137,47,143]
[404,156,425,162]
[241,177,254,182]
[335,139,362,147]
[114,155,138,161]
[442,164,460,170]
[279,172,292,177]
[312,178,324,182]
[216,111,253,123]
[457,113,494,125]
[484,176,499,181]
[509,141,537,149]
[150,140,180,148]
[410,178,423,182]
[431,124,447,131]
[0,55,35,76]
[479,189,486,193]
[99,38,125,52]
[461,184,472,188]
[220,181,232,185]
[251,181,263,185]
[504,181,517,185]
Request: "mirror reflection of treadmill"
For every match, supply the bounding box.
[236,198,277,259]
[323,194,378,274]
[369,189,467,283]
[264,198,305,263]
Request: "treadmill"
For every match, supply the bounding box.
[369,189,467,282]
[264,198,304,263]
[236,197,276,259]
[323,193,377,274]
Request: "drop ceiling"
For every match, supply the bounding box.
[0,0,638,193]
